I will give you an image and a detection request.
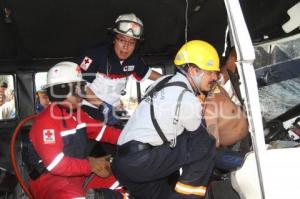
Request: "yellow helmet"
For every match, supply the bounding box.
[174,40,220,71]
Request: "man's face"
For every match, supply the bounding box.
[64,83,86,109]
[200,70,219,92]
[114,34,137,60]
[66,95,82,109]
[0,87,6,94]
[38,92,50,107]
[189,67,219,92]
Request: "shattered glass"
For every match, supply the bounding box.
[254,34,300,121]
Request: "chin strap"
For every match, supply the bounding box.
[178,67,206,97]
[178,68,209,119]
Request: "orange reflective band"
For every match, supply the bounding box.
[175,181,207,196]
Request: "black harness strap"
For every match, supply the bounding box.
[144,76,191,145]
[143,76,173,99]
[173,88,190,125]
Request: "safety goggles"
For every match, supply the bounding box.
[115,20,143,38]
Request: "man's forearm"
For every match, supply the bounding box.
[85,87,104,107]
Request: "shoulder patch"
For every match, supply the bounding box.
[80,56,93,71]
[43,129,56,144]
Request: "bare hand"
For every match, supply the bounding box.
[88,155,112,178]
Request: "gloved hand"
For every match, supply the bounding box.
[98,101,121,126]
[214,150,244,171]
[36,103,44,112]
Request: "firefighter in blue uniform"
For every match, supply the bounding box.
[112,40,220,199]
[76,13,161,124]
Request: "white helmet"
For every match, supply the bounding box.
[113,13,143,40]
[43,62,84,89]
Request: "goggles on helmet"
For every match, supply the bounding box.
[115,20,143,38]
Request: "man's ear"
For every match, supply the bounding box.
[187,65,193,75]
[188,66,199,76]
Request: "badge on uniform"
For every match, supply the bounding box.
[43,129,56,144]
[123,65,135,72]
[80,56,93,71]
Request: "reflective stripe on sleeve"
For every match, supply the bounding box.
[77,123,87,129]
[46,152,64,171]
[175,181,207,196]
[61,123,87,137]
[95,125,107,141]
[109,180,120,190]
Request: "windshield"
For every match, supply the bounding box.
[254,34,300,68]
[255,34,300,121]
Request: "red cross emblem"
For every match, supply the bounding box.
[43,129,55,144]
[45,130,53,137]
[53,67,60,77]
[84,58,90,64]
[80,56,92,71]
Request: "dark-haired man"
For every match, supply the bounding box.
[76,13,160,124]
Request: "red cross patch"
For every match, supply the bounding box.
[53,67,60,77]
[80,56,93,71]
[43,129,55,144]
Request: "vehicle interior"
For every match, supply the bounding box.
[0,0,299,198]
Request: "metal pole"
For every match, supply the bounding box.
[224,0,268,198]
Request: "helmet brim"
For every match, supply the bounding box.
[43,80,86,90]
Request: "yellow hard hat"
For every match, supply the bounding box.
[174,40,220,71]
